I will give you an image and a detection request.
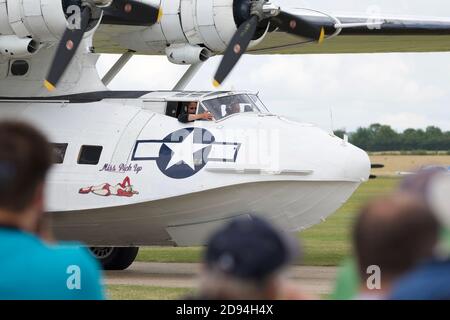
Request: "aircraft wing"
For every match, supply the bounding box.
[248,13,450,54]
[93,12,450,55]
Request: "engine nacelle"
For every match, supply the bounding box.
[165,44,211,65]
[0,0,100,43]
[179,0,267,52]
[112,0,268,56]
[179,0,237,52]
[0,35,40,57]
[0,0,67,42]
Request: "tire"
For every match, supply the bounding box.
[89,247,139,270]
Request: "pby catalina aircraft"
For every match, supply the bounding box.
[1,0,450,269]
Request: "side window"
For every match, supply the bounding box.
[51,143,68,164]
[166,101,182,118]
[78,145,103,165]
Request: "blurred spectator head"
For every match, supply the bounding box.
[429,173,450,232]
[0,121,52,229]
[399,166,447,199]
[354,193,439,294]
[388,173,450,300]
[199,216,302,299]
[399,167,450,255]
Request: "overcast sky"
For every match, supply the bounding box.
[96,0,450,132]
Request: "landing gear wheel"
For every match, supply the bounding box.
[89,247,139,270]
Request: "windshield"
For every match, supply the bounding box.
[201,94,267,120]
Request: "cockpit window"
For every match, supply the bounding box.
[197,103,207,114]
[249,94,269,113]
[201,94,267,120]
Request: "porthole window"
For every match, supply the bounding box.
[10,60,29,76]
[51,143,68,164]
[78,145,103,165]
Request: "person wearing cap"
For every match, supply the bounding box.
[0,121,105,300]
[192,216,310,300]
[390,173,450,300]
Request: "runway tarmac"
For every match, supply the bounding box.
[105,262,337,296]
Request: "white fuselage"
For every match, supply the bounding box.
[0,91,370,246]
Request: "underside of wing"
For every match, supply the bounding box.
[93,12,450,55]
[248,13,450,54]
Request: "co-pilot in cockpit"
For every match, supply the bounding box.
[176,93,268,123]
[201,94,268,121]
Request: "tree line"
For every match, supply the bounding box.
[335,124,450,152]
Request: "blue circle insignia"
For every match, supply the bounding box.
[156,128,215,179]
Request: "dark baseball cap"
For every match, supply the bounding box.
[204,216,301,281]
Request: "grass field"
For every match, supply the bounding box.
[115,177,400,299]
[137,177,400,266]
[111,154,444,300]
[370,155,450,176]
[299,177,399,265]
[106,285,193,300]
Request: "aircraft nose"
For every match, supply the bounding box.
[271,121,371,182]
[344,142,371,182]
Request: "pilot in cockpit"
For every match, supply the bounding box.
[178,101,213,123]
[225,102,241,117]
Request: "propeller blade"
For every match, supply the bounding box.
[101,0,162,26]
[44,6,91,91]
[213,15,258,87]
[271,11,325,43]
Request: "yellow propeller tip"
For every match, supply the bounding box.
[44,80,55,92]
[157,8,163,23]
[318,27,325,44]
[212,80,221,88]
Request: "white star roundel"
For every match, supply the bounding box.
[156,128,214,179]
